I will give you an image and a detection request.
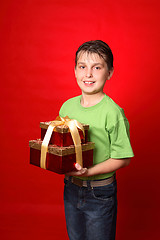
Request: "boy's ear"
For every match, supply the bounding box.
[107,67,114,80]
[74,67,77,78]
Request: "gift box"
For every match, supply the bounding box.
[40,121,89,147]
[29,139,94,174]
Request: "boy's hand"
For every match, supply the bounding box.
[65,158,131,177]
[66,163,88,176]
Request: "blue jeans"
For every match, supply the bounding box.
[64,178,117,240]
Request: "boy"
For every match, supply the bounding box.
[59,40,134,240]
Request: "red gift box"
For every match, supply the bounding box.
[29,139,94,174]
[40,121,89,147]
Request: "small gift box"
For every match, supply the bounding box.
[29,140,94,174]
[40,121,89,147]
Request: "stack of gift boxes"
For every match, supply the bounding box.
[29,120,95,174]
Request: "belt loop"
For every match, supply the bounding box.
[65,175,72,186]
[67,176,72,185]
[69,176,72,182]
[87,180,91,190]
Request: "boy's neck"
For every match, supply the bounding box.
[81,92,105,107]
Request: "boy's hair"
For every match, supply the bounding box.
[75,40,113,70]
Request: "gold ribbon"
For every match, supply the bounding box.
[40,116,85,170]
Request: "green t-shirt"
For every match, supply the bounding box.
[59,94,134,180]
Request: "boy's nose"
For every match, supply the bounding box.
[86,69,92,78]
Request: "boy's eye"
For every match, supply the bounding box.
[79,66,85,69]
[94,66,101,70]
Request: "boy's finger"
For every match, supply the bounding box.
[80,168,87,174]
[75,163,82,170]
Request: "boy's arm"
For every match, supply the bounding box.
[66,158,131,177]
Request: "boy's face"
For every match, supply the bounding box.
[75,51,113,96]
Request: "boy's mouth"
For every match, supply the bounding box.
[83,81,95,85]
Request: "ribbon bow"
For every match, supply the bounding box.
[40,116,85,170]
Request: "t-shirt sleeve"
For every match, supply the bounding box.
[59,99,73,118]
[108,118,134,159]
[59,107,63,117]
[59,103,66,117]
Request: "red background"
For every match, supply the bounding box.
[0,0,160,239]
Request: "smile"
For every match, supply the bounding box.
[83,81,95,84]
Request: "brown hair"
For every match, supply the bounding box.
[75,40,113,70]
